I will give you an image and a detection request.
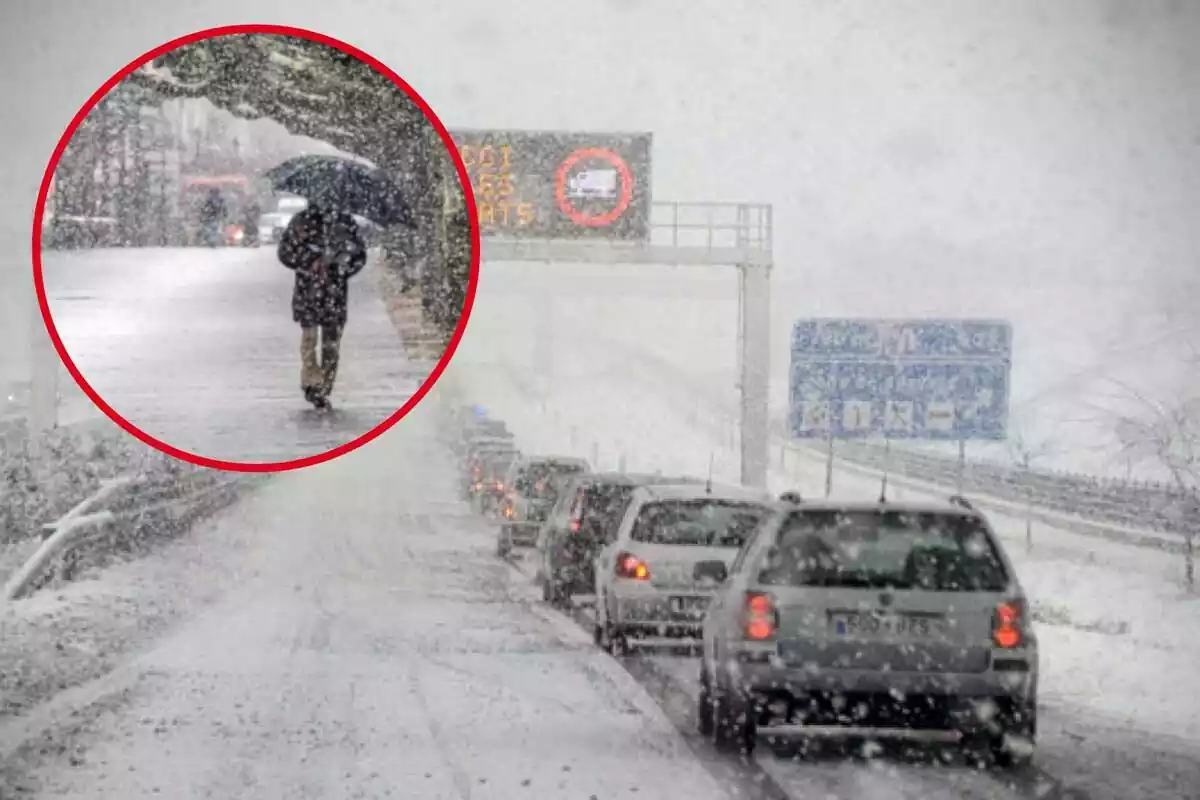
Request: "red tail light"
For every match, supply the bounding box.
[743,592,778,641]
[993,600,1024,649]
[615,552,650,580]
[568,517,581,534]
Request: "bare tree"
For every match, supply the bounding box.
[1092,377,1198,587]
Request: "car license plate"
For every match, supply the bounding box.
[669,596,709,616]
[830,612,944,637]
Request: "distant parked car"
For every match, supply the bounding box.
[591,482,774,653]
[495,456,591,558]
[697,495,1038,765]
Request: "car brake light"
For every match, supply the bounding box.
[743,592,778,641]
[993,600,1024,648]
[615,552,650,580]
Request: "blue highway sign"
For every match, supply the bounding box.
[789,318,1013,441]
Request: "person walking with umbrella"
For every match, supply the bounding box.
[199,188,227,247]
[266,154,414,410]
[277,198,367,410]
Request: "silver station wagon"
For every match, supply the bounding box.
[697,496,1038,766]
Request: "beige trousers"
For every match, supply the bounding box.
[300,324,343,395]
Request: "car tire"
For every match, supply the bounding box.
[712,680,756,756]
[496,529,512,560]
[606,624,628,657]
[596,598,627,656]
[697,666,715,737]
[991,704,1037,770]
[993,743,1033,770]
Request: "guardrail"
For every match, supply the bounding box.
[588,335,1197,548]
[803,437,1197,539]
[2,469,250,603]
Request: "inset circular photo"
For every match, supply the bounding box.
[34,25,479,472]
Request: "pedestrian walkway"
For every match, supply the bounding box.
[42,247,428,464]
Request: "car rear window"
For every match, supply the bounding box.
[630,500,771,548]
[758,510,1009,592]
[516,463,588,500]
[580,484,638,532]
[482,453,516,476]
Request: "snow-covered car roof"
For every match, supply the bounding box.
[637,483,774,504]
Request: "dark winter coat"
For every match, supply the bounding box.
[277,206,368,328]
[200,191,226,226]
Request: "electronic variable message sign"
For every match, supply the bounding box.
[448,129,652,241]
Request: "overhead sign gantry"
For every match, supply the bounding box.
[449,127,774,490]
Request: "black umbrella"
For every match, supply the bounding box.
[264,155,414,228]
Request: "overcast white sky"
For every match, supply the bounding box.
[2,0,1197,405]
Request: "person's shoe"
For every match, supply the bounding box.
[313,391,332,411]
[303,386,321,408]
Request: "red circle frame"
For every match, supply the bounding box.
[30,24,481,474]
[553,147,634,227]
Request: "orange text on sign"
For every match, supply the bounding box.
[458,143,536,228]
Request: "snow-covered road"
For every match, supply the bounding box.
[1,400,743,799]
[40,247,428,464]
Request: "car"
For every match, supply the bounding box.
[495,456,591,558]
[535,472,705,608]
[258,212,288,244]
[449,412,512,450]
[696,495,1038,765]
[592,482,775,654]
[456,420,513,455]
[461,439,519,502]
[474,448,521,517]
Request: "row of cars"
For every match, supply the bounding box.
[446,406,1039,767]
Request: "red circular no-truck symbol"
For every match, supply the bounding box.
[554,147,634,227]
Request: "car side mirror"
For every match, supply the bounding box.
[693,560,728,586]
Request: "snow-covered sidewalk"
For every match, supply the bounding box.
[41,247,427,464]
[0,397,737,800]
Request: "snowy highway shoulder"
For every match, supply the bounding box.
[0,402,731,799]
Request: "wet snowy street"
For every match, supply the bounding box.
[39,247,427,464]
